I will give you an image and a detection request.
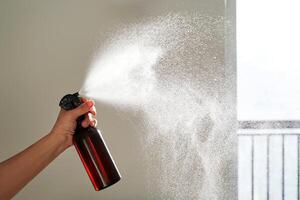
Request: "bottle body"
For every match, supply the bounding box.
[74,126,121,191]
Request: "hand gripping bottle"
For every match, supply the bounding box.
[59,92,121,191]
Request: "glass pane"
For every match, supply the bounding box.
[237,0,300,120]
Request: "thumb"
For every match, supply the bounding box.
[70,100,94,119]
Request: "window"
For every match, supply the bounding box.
[237,0,300,121]
[237,0,300,199]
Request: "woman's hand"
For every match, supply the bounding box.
[50,97,97,149]
[0,97,98,200]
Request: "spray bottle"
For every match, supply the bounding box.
[59,92,121,191]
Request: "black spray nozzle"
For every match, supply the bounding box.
[59,92,82,110]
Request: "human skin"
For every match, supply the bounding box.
[0,97,97,200]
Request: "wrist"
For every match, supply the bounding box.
[48,132,72,153]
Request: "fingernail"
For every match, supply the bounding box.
[87,101,93,107]
[90,109,96,115]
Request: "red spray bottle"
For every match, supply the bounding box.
[59,92,121,191]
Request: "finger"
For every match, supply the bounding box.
[83,98,96,115]
[87,113,94,126]
[71,100,94,119]
[81,113,90,128]
[90,118,97,127]
[81,120,89,128]
[92,119,97,127]
[89,106,97,116]
[81,97,88,103]
[81,98,96,116]
[81,113,94,128]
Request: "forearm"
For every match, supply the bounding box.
[0,133,69,200]
[0,98,95,200]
